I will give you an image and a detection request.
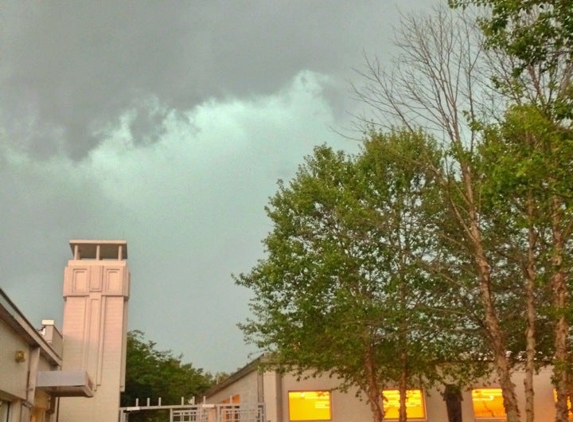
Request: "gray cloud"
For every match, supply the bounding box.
[0,0,432,160]
[0,0,439,373]
[1,72,360,371]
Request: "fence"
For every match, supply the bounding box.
[119,401,265,422]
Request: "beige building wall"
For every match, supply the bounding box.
[0,319,30,401]
[279,373,371,422]
[207,362,262,405]
[59,240,129,422]
[206,360,559,422]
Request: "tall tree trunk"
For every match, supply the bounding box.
[460,163,521,422]
[399,352,408,422]
[524,195,537,422]
[553,266,568,422]
[365,344,385,422]
[551,196,569,422]
[398,269,408,422]
[443,384,463,422]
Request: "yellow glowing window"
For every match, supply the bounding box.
[552,390,573,421]
[288,391,331,421]
[222,394,240,404]
[382,389,426,420]
[472,389,506,418]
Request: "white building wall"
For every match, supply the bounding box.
[279,373,371,422]
[59,240,129,422]
[262,371,281,422]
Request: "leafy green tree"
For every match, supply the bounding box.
[121,330,213,422]
[447,2,573,421]
[479,105,573,422]
[449,0,573,83]
[354,7,525,421]
[237,131,481,422]
[355,3,573,421]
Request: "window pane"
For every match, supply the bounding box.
[472,388,506,418]
[383,389,426,419]
[222,395,240,404]
[288,391,331,421]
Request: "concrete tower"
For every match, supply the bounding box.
[59,240,129,422]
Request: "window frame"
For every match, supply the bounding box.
[287,390,332,422]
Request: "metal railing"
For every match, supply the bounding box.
[119,402,265,422]
[172,404,265,422]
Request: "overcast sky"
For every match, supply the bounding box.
[0,0,438,375]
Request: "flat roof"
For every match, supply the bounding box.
[69,240,128,260]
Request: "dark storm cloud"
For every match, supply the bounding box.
[0,73,358,371]
[0,0,439,372]
[0,0,430,160]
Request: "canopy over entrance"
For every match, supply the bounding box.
[36,370,94,397]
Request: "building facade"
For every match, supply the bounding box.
[0,290,93,422]
[0,239,129,422]
[206,357,559,422]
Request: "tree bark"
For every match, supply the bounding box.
[364,344,385,422]
[524,195,537,422]
[399,352,408,422]
[443,384,463,422]
[460,163,521,422]
[552,196,569,422]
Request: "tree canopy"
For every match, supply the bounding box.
[239,3,573,422]
[237,131,490,422]
[121,330,215,422]
[449,0,573,63]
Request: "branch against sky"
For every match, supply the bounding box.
[353,4,546,421]
[355,3,573,421]
[448,0,573,72]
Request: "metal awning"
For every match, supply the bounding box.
[36,370,94,397]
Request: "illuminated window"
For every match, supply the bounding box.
[382,389,426,420]
[222,394,240,404]
[288,391,331,421]
[31,407,45,422]
[552,390,573,421]
[472,389,506,419]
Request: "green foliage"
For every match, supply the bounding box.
[449,0,573,118]
[449,0,573,63]
[481,104,573,330]
[121,330,214,422]
[353,3,573,420]
[236,130,488,422]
